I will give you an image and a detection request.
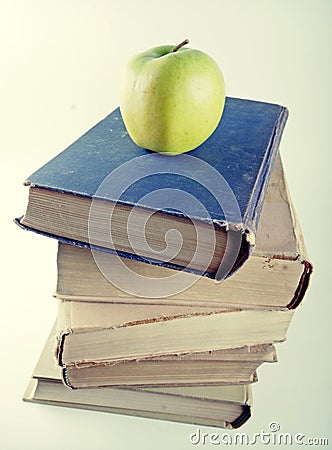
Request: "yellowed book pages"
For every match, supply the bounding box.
[24,324,252,429]
[55,154,312,310]
[57,300,277,388]
[56,303,293,366]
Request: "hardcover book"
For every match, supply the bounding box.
[17,97,288,280]
[24,325,253,429]
[54,154,312,308]
[57,301,277,388]
[63,348,272,389]
[55,299,293,367]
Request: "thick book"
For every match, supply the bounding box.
[55,154,312,309]
[17,97,288,280]
[55,299,293,367]
[24,325,253,429]
[57,301,277,388]
[63,348,274,389]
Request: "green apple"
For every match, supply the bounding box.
[120,39,225,155]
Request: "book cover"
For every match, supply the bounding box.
[24,324,252,429]
[17,97,288,280]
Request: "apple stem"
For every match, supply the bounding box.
[172,39,189,53]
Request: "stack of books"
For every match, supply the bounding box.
[16,97,312,429]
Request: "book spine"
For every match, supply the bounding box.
[244,107,289,234]
[230,405,251,429]
[286,260,313,310]
[62,368,76,390]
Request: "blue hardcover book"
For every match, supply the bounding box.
[17,97,288,280]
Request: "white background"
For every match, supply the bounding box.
[1,1,331,448]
